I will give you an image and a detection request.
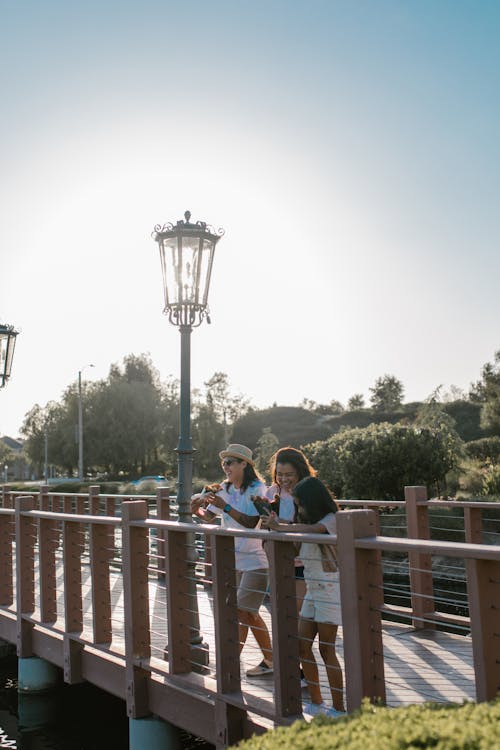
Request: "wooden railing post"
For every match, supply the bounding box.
[266,537,301,719]
[464,506,483,544]
[39,484,50,510]
[466,554,500,701]
[104,495,117,559]
[39,513,58,625]
[211,531,246,747]
[202,532,213,588]
[15,496,36,657]
[336,509,385,712]
[76,492,85,515]
[89,485,100,515]
[90,519,113,645]
[63,516,84,683]
[122,500,150,718]
[0,509,14,606]
[156,488,170,580]
[4,488,14,509]
[405,486,435,628]
[165,527,192,674]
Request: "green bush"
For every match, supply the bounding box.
[304,422,460,500]
[457,458,487,496]
[482,464,500,497]
[466,436,500,463]
[234,699,500,750]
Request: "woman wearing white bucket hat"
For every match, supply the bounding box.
[191,444,273,677]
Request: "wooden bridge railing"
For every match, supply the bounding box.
[1,492,500,746]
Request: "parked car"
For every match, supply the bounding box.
[130,475,167,485]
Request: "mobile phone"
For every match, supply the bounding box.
[252,497,271,516]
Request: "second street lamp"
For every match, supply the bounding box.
[152,210,224,670]
[0,323,19,389]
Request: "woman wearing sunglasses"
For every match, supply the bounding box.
[265,446,317,612]
[190,444,273,677]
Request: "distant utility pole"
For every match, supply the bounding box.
[78,364,94,481]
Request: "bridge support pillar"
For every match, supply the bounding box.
[18,656,59,694]
[129,716,182,750]
[18,691,59,730]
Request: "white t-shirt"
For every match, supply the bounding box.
[265,484,295,522]
[208,480,268,571]
[299,512,337,581]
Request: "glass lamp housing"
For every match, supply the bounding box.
[0,324,19,388]
[152,211,224,327]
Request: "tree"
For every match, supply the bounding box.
[0,441,16,469]
[254,427,279,478]
[347,393,365,411]
[300,398,344,415]
[192,404,225,479]
[85,354,164,475]
[21,401,69,476]
[472,350,500,434]
[204,372,250,445]
[369,375,404,412]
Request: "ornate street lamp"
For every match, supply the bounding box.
[152,210,224,671]
[152,210,224,520]
[0,323,19,388]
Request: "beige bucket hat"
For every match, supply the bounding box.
[219,443,255,466]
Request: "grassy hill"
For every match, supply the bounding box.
[231,400,486,451]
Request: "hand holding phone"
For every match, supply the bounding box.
[251,496,272,516]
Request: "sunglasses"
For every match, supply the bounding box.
[222,458,240,467]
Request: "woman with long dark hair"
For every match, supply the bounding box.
[264,447,316,619]
[263,476,345,717]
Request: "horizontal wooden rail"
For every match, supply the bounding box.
[355,535,500,560]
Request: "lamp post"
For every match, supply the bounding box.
[78,364,94,481]
[152,210,224,520]
[0,323,19,388]
[152,210,224,668]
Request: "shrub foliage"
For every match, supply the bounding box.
[235,699,500,750]
[304,422,460,500]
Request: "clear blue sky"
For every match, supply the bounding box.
[1,0,499,436]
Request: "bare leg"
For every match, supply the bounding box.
[299,617,322,704]
[295,577,307,682]
[317,623,344,711]
[295,577,307,615]
[238,609,272,664]
[238,618,249,651]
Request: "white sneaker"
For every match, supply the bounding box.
[321,706,346,718]
[303,702,346,718]
[302,702,324,716]
[245,659,273,677]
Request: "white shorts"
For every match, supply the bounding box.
[300,574,342,625]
